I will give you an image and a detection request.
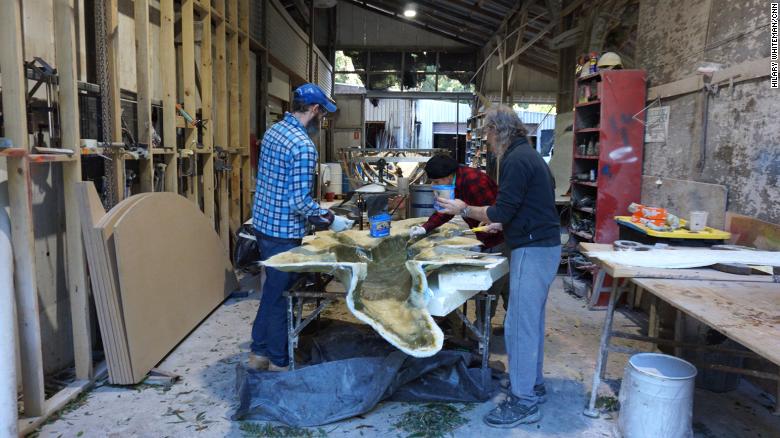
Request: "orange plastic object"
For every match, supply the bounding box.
[630,204,668,228]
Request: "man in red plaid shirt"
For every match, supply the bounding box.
[410,155,504,248]
[410,155,509,322]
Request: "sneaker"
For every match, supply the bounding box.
[483,396,541,428]
[497,382,547,404]
[247,353,269,370]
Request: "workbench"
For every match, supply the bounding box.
[284,268,505,389]
[579,243,780,417]
[584,242,774,308]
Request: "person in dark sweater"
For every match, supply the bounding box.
[437,105,561,427]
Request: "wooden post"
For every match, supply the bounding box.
[135,0,154,192]
[182,0,199,204]
[215,0,230,249]
[0,0,46,415]
[228,0,241,237]
[499,32,509,103]
[106,0,125,202]
[259,0,270,138]
[202,6,216,223]
[54,0,93,381]
[160,0,178,192]
[507,4,528,96]
[239,0,252,222]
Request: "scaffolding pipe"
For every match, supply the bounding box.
[0,165,19,436]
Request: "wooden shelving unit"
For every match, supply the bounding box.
[568,69,646,307]
[466,113,487,170]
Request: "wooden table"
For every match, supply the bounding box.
[579,243,780,417]
[633,279,780,366]
[580,243,775,308]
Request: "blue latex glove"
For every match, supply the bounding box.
[330,215,354,232]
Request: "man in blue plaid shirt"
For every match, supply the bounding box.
[249,83,337,372]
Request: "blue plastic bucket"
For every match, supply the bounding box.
[369,213,391,238]
[432,184,455,212]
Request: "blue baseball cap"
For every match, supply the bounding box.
[293,83,337,113]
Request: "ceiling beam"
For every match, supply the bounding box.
[428,0,505,23]
[413,0,500,30]
[377,0,496,36]
[346,0,482,46]
[366,0,489,43]
[498,18,558,69]
[561,0,590,17]
[289,0,311,25]
[507,2,530,91]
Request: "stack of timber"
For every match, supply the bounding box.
[76,182,238,384]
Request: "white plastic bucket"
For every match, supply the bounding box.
[327,163,343,195]
[617,353,697,438]
[320,164,332,194]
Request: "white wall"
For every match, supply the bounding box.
[269,66,291,102]
[363,99,471,149]
[416,100,469,149]
[364,99,412,147]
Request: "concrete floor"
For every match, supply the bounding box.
[35,276,780,437]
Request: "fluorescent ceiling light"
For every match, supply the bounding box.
[403,6,417,17]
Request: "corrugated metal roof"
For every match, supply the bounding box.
[335,1,474,49]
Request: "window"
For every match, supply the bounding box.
[335,50,367,72]
[370,52,402,72]
[335,50,475,92]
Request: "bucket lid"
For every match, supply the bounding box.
[629,353,697,380]
[370,213,391,221]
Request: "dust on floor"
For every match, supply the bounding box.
[34,277,780,437]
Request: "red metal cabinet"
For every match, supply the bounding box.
[570,70,646,244]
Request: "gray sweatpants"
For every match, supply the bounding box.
[505,245,561,405]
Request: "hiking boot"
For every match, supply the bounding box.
[247,353,269,370]
[483,395,541,428]
[534,384,547,404]
[497,382,547,404]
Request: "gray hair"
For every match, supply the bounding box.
[485,105,528,150]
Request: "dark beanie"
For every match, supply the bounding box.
[424,155,458,179]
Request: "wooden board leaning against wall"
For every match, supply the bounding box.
[2,0,263,433]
